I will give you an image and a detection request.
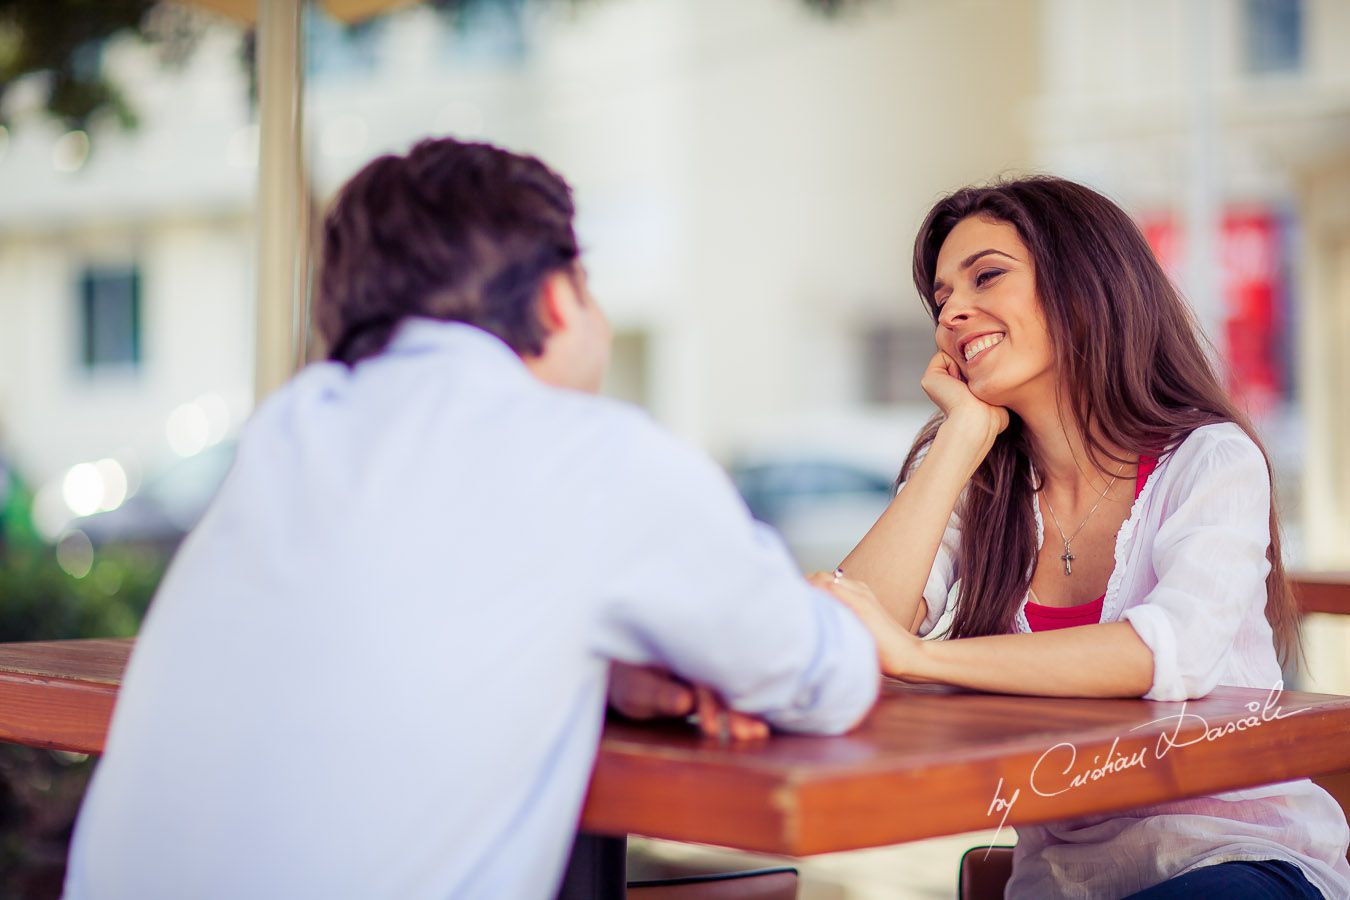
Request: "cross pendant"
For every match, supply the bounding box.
[1061,546,1074,576]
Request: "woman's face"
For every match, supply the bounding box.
[932,215,1055,409]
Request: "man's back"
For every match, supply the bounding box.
[65,321,877,899]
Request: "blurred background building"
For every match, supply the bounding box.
[1,0,1348,896]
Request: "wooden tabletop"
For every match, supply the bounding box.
[3,638,1350,856]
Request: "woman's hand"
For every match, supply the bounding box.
[809,572,926,680]
[920,351,1009,442]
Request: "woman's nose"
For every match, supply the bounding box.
[938,295,973,328]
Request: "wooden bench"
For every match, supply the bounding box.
[1293,572,1350,861]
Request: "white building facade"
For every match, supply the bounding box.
[0,0,1040,531]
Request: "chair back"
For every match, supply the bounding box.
[958,845,1014,900]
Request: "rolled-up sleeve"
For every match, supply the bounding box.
[1122,434,1273,701]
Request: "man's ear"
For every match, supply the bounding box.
[538,270,575,331]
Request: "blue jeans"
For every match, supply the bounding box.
[1123,860,1321,899]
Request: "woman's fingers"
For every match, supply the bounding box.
[806,571,834,589]
[808,571,876,605]
[921,351,1013,440]
[808,573,915,677]
[924,350,965,384]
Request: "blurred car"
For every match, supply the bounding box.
[725,408,931,572]
[730,456,898,573]
[70,441,237,553]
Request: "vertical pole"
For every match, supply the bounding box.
[254,0,306,402]
[1183,0,1223,351]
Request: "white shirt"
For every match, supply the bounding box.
[918,422,1350,899]
[64,320,878,900]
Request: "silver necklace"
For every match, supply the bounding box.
[1041,461,1128,576]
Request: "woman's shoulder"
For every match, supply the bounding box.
[1161,421,1267,485]
[1168,421,1259,458]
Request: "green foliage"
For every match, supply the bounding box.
[0,543,164,643]
[0,541,166,897]
[0,0,157,130]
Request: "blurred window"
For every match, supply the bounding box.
[78,264,142,371]
[1243,0,1303,75]
[862,324,934,405]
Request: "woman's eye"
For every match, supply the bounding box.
[975,270,1004,287]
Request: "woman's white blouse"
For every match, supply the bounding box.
[916,422,1350,899]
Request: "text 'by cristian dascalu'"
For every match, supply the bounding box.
[980,682,1308,852]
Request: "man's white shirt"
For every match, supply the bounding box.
[64,320,878,900]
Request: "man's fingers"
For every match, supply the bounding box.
[694,686,770,742]
[728,711,770,741]
[660,682,695,716]
[638,671,693,717]
[695,686,719,738]
[615,669,770,742]
[610,664,694,719]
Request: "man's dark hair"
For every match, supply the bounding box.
[316,137,580,365]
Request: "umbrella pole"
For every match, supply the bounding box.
[254,0,306,402]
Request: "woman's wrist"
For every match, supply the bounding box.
[880,631,938,683]
[941,407,1002,445]
[932,412,999,479]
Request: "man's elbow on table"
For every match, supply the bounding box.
[763,680,878,736]
[760,610,882,737]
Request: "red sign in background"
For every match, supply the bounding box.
[1142,212,1288,417]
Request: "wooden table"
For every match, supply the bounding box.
[3,637,1350,860]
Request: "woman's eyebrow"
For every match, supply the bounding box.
[960,248,1018,269]
[932,249,1018,294]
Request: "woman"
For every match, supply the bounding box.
[820,177,1350,899]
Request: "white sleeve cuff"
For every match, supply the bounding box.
[1123,604,1187,700]
[919,578,956,638]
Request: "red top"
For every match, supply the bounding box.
[1024,455,1158,632]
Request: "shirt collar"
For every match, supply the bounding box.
[383,318,531,375]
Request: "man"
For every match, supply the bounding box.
[64,138,878,899]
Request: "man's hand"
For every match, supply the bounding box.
[608,662,696,719]
[607,662,769,742]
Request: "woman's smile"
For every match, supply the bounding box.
[962,332,1006,364]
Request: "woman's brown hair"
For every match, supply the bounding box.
[901,176,1300,666]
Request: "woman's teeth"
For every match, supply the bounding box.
[963,333,1005,362]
